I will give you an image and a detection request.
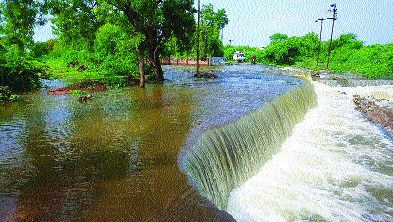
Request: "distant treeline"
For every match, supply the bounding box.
[224,33,393,79]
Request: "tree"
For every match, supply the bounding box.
[331,33,363,50]
[0,2,4,37]
[269,33,288,44]
[0,0,42,92]
[100,0,196,86]
[1,0,41,50]
[200,4,228,58]
[42,0,103,49]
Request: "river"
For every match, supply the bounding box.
[0,65,392,221]
[0,65,299,221]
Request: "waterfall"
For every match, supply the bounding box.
[181,83,317,210]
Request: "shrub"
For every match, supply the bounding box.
[93,23,139,77]
[0,45,40,92]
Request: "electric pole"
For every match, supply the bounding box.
[315,18,325,66]
[196,0,200,77]
[326,3,337,70]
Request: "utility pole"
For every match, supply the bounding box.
[196,0,200,77]
[315,18,325,66]
[326,3,337,70]
[221,29,224,42]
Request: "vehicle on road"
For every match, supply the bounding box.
[233,51,246,63]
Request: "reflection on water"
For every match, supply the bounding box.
[0,65,302,221]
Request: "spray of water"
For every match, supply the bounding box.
[181,84,317,210]
[227,82,393,221]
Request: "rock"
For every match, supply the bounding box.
[311,72,320,81]
[338,90,347,95]
[353,95,393,139]
[194,71,218,79]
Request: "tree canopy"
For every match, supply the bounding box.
[1,0,42,50]
[199,4,228,58]
[98,0,196,84]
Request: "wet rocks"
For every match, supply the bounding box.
[352,95,393,139]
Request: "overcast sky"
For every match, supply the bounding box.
[34,0,393,47]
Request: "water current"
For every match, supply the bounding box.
[1,65,392,221]
[227,82,393,221]
[1,65,304,221]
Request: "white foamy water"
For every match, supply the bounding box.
[227,82,393,222]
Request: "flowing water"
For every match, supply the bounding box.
[1,65,392,221]
[0,65,306,221]
[227,82,393,221]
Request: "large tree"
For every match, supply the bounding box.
[101,0,196,86]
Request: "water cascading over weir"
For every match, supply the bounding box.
[180,82,317,210]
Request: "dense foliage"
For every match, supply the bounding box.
[0,0,42,92]
[40,0,199,87]
[199,4,228,58]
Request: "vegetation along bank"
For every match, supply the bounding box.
[1,1,392,99]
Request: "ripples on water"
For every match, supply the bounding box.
[0,65,302,221]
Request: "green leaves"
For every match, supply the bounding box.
[93,23,140,76]
[2,0,39,50]
[48,0,103,50]
[197,4,228,57]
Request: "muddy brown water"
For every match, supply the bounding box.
[0,65,304,221]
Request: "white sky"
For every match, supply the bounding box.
[201,0,393,47]
[34,0,393,47]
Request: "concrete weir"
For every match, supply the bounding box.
[180,83,317,210]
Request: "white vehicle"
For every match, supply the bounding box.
[233,51,246,63]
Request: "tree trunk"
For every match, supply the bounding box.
[149,45,164,81]
[137,48,145,88]
[152,55,164,81]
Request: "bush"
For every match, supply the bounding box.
[93,23,139,77]
[28,40,55,59]
[0,63,41,91]
[0,45,41,92]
